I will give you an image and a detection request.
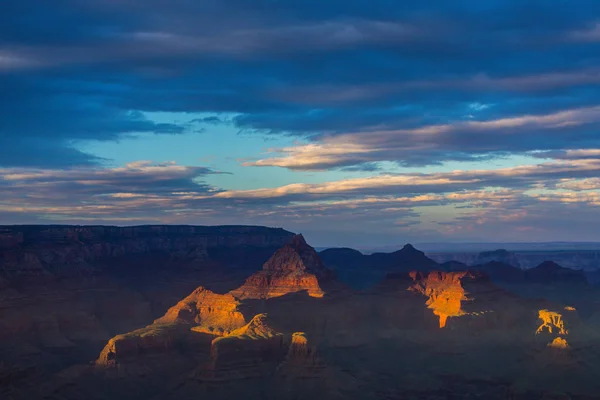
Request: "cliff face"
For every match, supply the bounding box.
[0,225,295,286]
[229,235,334,300]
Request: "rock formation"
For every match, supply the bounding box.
[199,314,285,381]
[96,287,246,366]
[0,225,295,287]
[525,261,588,284]
[535,309,572,352]
[229,235,333,299]
[548,337,569,349]
[277,332,323,376]
[536,310,568,336]
[408,271,472,328]
[320,243,439,289]
[155,287,246,335]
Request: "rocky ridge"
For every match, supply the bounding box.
[7,234,600,400]
[0,225,294,286]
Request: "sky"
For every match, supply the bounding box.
[3,1,600,247]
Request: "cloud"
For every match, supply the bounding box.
[3,0,600,169]
[246,106,600,170]
[1,156,600,244]
[3,1,600,244]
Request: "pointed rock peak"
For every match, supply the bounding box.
[289,234,309,249]
[402,243,418,252]
[535,261,563,270]
[263,233,331,278]
[229,235,333,300]
[397,243,428,257]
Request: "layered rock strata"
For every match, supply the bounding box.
[230,235,334,300]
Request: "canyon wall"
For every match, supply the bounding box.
[0,225,295,285]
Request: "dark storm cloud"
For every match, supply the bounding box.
[3,0,600,168]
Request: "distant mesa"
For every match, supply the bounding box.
[408,271,472,328]
[229,234,334,300]
[476,249,521,268]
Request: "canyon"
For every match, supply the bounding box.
[2,226,600,399]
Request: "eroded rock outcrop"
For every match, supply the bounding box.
[155,287,246,335]
[199,314,285,381]
[536,309,571,351]
[229,235,333,300]
[408,271,473,328]
[548,337,569,349]
[96,287,246,366]
[277,332,322,375]
[96,324,181,367]
[536,310,568,336]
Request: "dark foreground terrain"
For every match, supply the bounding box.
[2,225,600,399]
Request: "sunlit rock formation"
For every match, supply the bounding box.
[287,332,311,358]
[96,287,246,366]
[548,337,569,349]
[536,310,568,336]
[536,309,571,351]
[229,234,333,300]
[155,287,246,335]
[199,314,285,381]
[408,271,471,328]
[96,324,181,367]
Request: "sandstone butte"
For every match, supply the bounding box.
[408,271,471,328]
[96,287,247,366]
[229,234,334,300]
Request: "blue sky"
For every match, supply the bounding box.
[2,1,600,246]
